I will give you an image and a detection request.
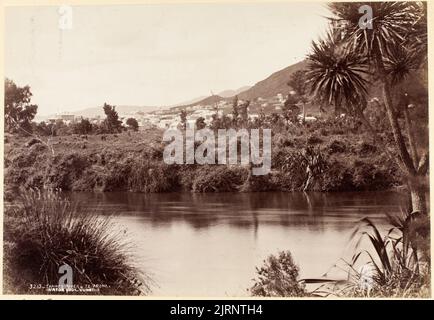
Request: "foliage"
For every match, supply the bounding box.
[238,100,250,127]
[250,251,307,297]
[126,118,139,131]
[281,94,299,124]
[127,159,178,193]
[307,1,428,214]
[180,110,187,130]
[328,2,426,62]
[4,126,403,194]
[73,118,93,135]
[288,70,308,102]
[305,210,430,298]
[192,166,248,193]
[195,117,206,130]
[101,103,123,133]
[4,78,38,134]
[350,212,430,297]
[306,29,369,114]
[231,96,239,127]
[33,121,55,136]
[3,189,149,295]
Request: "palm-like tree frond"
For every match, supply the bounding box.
[383,44,422,85]
[306,29,369,113]
[328,2,424,59]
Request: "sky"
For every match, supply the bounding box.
[5,2,330,116]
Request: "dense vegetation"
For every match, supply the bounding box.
[4,112,408,197]
[3,189,149,295]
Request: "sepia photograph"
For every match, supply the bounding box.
[1,0,431,300]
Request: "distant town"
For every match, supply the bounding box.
[41,92,321,131]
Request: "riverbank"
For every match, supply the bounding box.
[4,123,402,197]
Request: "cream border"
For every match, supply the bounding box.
[0,0,432,301]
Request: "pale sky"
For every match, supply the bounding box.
[5,2,330,116]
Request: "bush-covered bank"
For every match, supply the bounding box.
[3,189,149,295]
[4,124,403,196]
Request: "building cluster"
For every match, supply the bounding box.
[144,93,288,130]
[44,93,306,131]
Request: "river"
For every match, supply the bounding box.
[68,191,407,296]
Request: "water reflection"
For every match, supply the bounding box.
[66,191,408,296]
[68,191,406,232]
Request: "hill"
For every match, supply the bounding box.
[172,96,208,107]
[237,60,308,100]
[217,86,252,98]
[176,60,308,109]
[177,95,227,109]
[172,86,251,107]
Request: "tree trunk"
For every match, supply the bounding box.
[408,177,427,214]
[373,49,426,215]
[374,50,416,176]
[403,106,419,167]
[380,81,416,175]
[302,103,306,124]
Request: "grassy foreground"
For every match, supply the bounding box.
[3,189,149,295]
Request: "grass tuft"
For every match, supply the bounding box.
[3,188,150,295]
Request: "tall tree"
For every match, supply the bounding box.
[195,117,206,130]
[232,95,239,128]
[306,2,428,214]
[4,78,38,134]
[73,118,93,135]
[238,100,250,128]
[287,70,308,123]
[102,103,123,133]
[282,93,300,125]
[180,110,187,130]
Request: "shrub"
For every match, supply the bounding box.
[5,143,50,189]
[352,161,379,190]
[250,251,307,297]
[3,189,149,295]
[192,166,248,192]
[273,133,294,148]
[307,134,323,145]
[26,138,42,147]
[128,159,178,193]
[177,165,199,191]
[321,160,354,191]
[272,148,307,191]
[241,171,276,192]
[348,213,430,297]
[126,118,139,131]
[319,128,329,136]
[327,139,346,154]
[73,119,93,135]
[309,211,431,298]
[358,141,377,155]
[47,153,89,190]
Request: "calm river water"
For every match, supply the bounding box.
[68,191,407,296]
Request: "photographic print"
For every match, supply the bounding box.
[2,1,431,299]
